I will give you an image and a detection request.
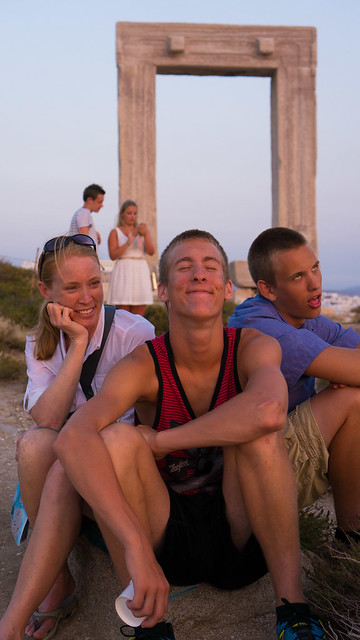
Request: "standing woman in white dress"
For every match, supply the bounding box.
[107,200,155,316]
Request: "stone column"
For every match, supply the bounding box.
[117,60,158,259]
[271,64,317,250]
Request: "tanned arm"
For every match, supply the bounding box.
[305,343,360,386]
[143,329,288,459]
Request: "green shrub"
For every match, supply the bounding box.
[0,316,27,351]
[145,304,169,336]
[0,260,42,328]
[0,352,25,380]
[299,505,334,552]
[223,300,236,325]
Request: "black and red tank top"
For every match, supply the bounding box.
[146,327,242,494]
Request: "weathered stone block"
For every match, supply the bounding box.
[167,35,185,53]
[257,37,275,55]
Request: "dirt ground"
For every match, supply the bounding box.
[0,381,33,620]
[0,380,330,640]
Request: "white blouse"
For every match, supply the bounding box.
[24,306,155,423]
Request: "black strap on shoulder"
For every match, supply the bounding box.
[79,305,116,400]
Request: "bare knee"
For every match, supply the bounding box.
[235,431,285,466]
[17,427,58,468]
[344,386,360,412]
[313,385,360,446]
[100,422,152,480]
[100,422,145,458]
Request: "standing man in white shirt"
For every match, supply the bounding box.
[69,184,105,246]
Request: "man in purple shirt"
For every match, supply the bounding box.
[229,227,360,547]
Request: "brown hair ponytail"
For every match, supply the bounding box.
[33,301,61,360]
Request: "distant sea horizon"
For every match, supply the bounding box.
[325,286,360,297]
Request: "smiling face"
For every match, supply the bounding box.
[259,244,322,328]
[39,255,103,338]
[158,238,233,321]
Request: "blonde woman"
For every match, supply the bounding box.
[16,234,154,640]
[107,200,154,315]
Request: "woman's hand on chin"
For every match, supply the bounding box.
[47,302,88,342]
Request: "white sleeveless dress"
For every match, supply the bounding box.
[106,228,153,306]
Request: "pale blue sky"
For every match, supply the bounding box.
[1,0,359,289]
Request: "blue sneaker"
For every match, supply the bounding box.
[276,599,326,639]
[120,621,176,639]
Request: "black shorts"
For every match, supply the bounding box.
[157,488,268,590]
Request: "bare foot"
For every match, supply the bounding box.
[25,566,75,639]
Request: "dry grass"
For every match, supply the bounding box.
[0,315,27,350]
[308,544,360,639]
[0,316,27,380]
[300,507,360,639]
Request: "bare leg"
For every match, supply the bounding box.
[0,461,81,640]
[223,432,304,606]
[24,568,75,640]
[129,305,147,316]
[116,304,131,311]
[310,385,360,529]
[222,448,252,549]
[98,423,170,576]
[96,423,170,626]
[17,427,58,525]
[17,429,74,639]
[115,304,147,316]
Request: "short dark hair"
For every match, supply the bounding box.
[248,227,307,287]
[159,229,230,285]
[83,184,105,201]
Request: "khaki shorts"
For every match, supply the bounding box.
[284,399,329,508]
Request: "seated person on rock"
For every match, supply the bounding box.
[0,230,326,640]
[16,234,154,640]
[229,226,360,547]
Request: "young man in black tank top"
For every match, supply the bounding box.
[0,231,326,640]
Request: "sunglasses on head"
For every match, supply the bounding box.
[38,234,96,279]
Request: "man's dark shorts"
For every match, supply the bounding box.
[157,488,267,590]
